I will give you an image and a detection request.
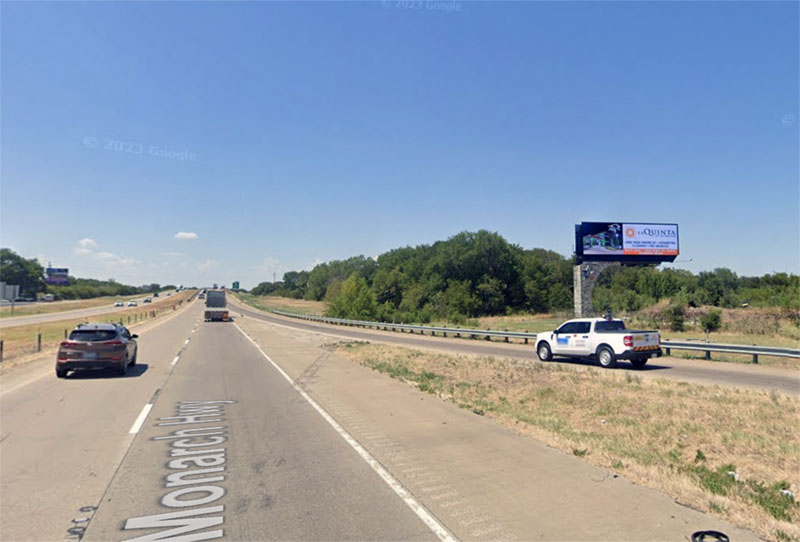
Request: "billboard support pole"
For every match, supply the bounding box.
[574,261,620,318]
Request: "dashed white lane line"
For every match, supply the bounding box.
[184,338,190,346]
[128,403,153,434]
[171,356,180,366]
[234,323,457,542]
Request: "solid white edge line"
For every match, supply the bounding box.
[129,403,154,434]
[234,323,457,542]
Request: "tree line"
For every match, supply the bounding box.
[249,231,799,322]
[0,248,170,300]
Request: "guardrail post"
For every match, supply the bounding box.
[504,329,509,343]
[524,331,528,344]
[752,354,758,364]
[665,347,671,356]
[64,329,68,339]
[0,340,4,363]
[37,333,42,352]
[705,350,711,360]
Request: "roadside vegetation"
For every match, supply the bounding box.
[336,341,800,542]
[244,231,797,326]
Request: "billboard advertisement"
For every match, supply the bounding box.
[45,267,70,285]
[576,223,678,264]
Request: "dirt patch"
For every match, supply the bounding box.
[336,341,800,542]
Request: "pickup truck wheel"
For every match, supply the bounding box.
[597,346,617,368]
[630,357,648,369]
[537,342,552,361]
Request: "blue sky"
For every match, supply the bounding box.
[1,1,798,288]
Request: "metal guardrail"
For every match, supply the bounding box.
[268,310,800,364]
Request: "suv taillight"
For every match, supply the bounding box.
[623,335,633,347]
[60,341,75,347]
[105,340,124,346]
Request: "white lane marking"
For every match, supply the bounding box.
[184,339,190,345]
[129,403,154,434]
[171,356,180,366]
[234,324,457,542]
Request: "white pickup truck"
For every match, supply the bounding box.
[535,317,661,368]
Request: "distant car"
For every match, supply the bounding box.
[114,301,124,307]
[128,301,138,307]
[143,297,152,303]
[166,292,171,296]
[56,323,138,378]
[198,293,205,299]
[154,292,159,297]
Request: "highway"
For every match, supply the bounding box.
[0,291,180,329]
[0,298,760,541]
[229,297,800,397]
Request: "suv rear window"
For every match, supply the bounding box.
[68,330,118,341]
[595,320,626,331]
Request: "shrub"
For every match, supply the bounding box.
[700,308,723,339]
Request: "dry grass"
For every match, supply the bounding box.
[0,293,144,319]
[336,341,800,542]
[0,290,195,365]
[236,294,326,315]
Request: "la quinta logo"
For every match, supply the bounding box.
[625,227,636,238]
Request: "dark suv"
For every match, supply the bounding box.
[56,323,138,378]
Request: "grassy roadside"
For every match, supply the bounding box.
[0,292,146,319]
[0,290,195,365]
[336,341,800,542]
[235,293,326,315]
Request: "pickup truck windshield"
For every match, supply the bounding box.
[595,320,626,332]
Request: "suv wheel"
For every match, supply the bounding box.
[56,367,68,378]
[118,357,128,376]
[128,348,137,367]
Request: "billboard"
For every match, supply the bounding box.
[45,267,69,285]
[232,281,240,290]
[575,223,679,264]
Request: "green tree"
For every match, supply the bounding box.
[700,308,723,340]
[666,304,686,332]
[0,248,46,297]
[325,274,377,320]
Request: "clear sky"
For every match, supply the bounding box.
[1,1,798,288]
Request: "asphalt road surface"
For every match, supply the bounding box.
[229,297,800,397]
[0,291,180,329]
[0,300,761,541]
